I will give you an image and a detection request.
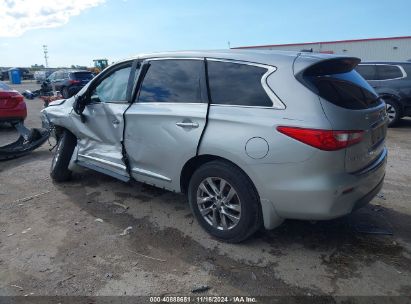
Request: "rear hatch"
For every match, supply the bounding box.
[297,57,387,173]
[71,72,93,85]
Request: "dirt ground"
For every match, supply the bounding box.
[1,81,411,300]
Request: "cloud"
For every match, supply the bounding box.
[0,0,105,37]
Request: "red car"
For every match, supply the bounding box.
[0,81,27,123]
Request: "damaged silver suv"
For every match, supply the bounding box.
[42,50,388,242]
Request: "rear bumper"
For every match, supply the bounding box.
[248,147,387,228]
[351,176,384,211]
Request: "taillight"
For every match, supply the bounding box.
[11,95,24,102]
[277,126,364,151]
[0,93,24,109]
[69,80,80,84]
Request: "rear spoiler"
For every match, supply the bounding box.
[303,57,361,76]
[294,56,361,93]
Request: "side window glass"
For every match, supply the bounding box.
[138,60,204,103]
[377,65,403,80]
[207,61,273,107]
[91,66,131,103]
[355,65,376,80]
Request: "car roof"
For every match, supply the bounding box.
[116,49,348,67]
[71,70,92,73]
[53,69,90,73]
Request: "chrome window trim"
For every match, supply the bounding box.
[138,56,286,109]
[145,57,204,62]
[209,104,279,110]
[206,58,286,110]
[359,64,407,81]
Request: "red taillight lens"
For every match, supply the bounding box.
[277,126,364,151]
[69,80,80,84]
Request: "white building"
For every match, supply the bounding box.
[232,36,411,62]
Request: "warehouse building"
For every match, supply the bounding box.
[232,36,411,61]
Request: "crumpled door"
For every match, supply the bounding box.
[74,102,130,181]
[71,63,135,181]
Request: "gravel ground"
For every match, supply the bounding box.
[1,81,410,301]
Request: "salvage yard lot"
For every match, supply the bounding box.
[1,81,411,298]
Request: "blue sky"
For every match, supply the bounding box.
[0,0,410,67]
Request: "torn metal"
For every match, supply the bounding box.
[42,86,131,182]
[0,122,49,161]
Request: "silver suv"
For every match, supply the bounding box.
[41,50,388,242]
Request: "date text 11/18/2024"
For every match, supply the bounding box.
[149,296,257,303]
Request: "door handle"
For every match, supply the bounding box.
[176,121,199,128]
[112,119,120,125]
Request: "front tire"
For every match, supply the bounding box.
[385,99,401,127]
[188,160,262,243]
[50,130,76,182]
[62,87,70,99]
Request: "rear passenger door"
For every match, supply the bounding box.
[198,59,286,165]
[124,58,208,191]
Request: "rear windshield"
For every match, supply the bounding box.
[304,70,381,110]
[71,72,93,80]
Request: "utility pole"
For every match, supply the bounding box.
[43,45,49,68]
[227,41,231,49]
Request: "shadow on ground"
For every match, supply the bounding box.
[53,169,411,293]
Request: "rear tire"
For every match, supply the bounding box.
[188,160,262,243]
[385,99,401,127]
[50,130,76,182]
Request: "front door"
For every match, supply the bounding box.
[124,58,208,191]
[74,61,136,181]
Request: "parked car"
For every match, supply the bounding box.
[41,51,388,242]
[355,62,411,126]
[0,81,27,124]
[34,70,53,83]
[47,70,94,99]
[19,68,34,80]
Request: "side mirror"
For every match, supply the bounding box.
[73,94,87,115]
[73,95,88,123]
[90,95,100,103]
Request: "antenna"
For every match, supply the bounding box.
[43,45,49,68]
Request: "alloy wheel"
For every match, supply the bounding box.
[196,177,241,231]
[386,103,396,123]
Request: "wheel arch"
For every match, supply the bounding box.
[378,91,403,109]
[180,154,258,196]
[53,125,76,140]
[382,93,404,116]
